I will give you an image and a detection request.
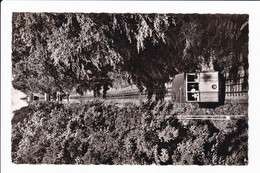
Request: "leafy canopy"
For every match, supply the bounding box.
[12,13,248,99]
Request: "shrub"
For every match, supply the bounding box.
[12,101,248,165]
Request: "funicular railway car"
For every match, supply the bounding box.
[172,71,220,103]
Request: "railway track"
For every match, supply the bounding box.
[176,114,247,121]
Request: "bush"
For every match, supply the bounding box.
[12,101,248,165]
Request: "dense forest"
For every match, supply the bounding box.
[12,13,248,100]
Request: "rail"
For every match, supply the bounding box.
[67,86,247,103]
[176,114,247,121]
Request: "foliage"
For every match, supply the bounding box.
[12,13,248,99]
[12,101,248,165]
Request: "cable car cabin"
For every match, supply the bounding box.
[172,71,220,103]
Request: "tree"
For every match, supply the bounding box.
[12,13,59,95]
[12,13,120,98]
[12,13,248,100]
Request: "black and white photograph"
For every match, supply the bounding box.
[2,1,260,173]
